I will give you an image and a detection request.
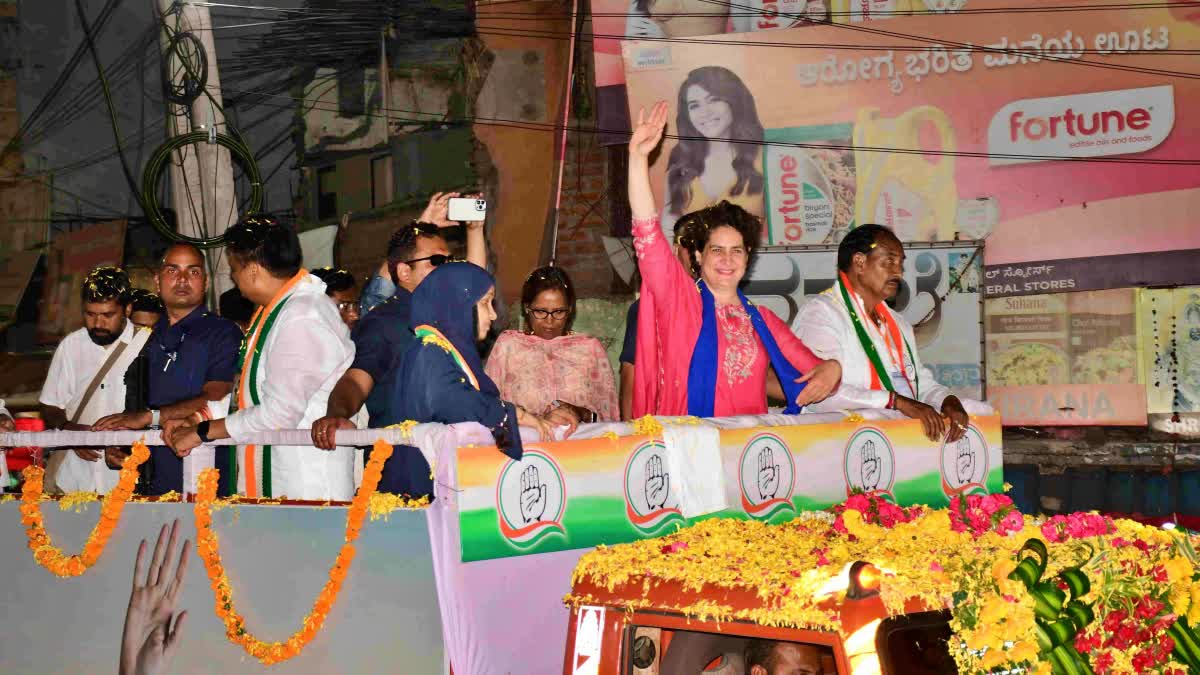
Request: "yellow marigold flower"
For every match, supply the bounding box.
[1009,639,1039,665]
[631,415,664,438]
[991,558,1017,583]
[1189,585,1200,625]
[978,595,1010,628]
[980,644,1008,669]
[1164,556,1193,584]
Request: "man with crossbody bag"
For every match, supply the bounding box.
[39,268,151,494]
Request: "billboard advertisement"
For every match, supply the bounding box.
[618,3,1200,266]
[1139,286,1200,436]
[984,288,1145,425]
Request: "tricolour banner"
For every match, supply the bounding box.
[457,414,1003,561]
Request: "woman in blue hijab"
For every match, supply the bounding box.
[382,262,556,497]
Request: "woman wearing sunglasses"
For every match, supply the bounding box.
[485,266,619,435]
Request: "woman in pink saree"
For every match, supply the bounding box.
[486,266,619,433]
[629,102,842,417]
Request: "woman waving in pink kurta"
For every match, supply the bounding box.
[486,266,619,435]
[629,101,842,418]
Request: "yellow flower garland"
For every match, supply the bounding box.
[19,441,150,577]
[569,512,1200,674]
[193,439,394,666]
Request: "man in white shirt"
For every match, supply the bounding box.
[39,267,151,493]
[795,225,972,442]
[164,215,356,501]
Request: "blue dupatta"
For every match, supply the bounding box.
[686,280,806,416]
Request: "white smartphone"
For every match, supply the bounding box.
[448,197,487,222]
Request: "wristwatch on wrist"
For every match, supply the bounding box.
[196,420,212,444]
[149,409,161,429]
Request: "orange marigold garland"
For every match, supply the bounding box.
[19,441,151,577]
[193,438,395,666]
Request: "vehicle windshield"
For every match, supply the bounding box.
[626,627,837,674]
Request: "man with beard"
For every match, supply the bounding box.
[39,267,151,493]
[93,244,243,495]
[794,224,970,443]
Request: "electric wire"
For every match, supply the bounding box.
[219,83,1200,165]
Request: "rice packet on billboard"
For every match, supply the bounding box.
[763,124,856,245]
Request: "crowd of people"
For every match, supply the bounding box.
[0,99,976,504]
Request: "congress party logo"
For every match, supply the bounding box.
[624,440,683,535]
[843,427,896,499]
[739,433,796,521]
[496,449,566,548]
[940,424,990,498]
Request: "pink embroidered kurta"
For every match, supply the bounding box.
[631,215,822,417]
[485,330,620,421]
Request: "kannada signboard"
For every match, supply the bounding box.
[747,242,983,400]
[457,415,1003,561]
[620,1,1200,261]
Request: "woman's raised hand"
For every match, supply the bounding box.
[629,101,669,159]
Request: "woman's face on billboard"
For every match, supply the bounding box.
[685,85,733,140]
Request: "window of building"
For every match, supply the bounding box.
[371,155,391,209]
[316,166,337,221]
[337,68,365,118]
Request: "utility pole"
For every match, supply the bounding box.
[154,0,237,301]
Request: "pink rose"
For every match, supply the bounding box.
[1000,510,1024,534]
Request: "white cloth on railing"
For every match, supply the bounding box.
[661,419,727,519]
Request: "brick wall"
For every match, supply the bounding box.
[552,16,622,299]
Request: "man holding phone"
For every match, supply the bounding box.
[311,191,488,448]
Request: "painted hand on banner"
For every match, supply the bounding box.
[860,440,881,491]
[520,465,547,524]
[758,446,780,500]
[645,453,670,511]
[120,520,189,675]
[956,438,975,485]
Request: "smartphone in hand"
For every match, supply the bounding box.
[448,197,487,222]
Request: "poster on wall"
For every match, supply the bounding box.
[746,242,983,400]
[37,219,127,343]
[619,2,1200,261]
[590,0,832,141]
[985,288,1144,425]
[1139,287,1200,436]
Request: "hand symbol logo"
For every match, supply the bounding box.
[519,464,547,524]
[758,446,780,500]
[644,454,670,511]
[956,437,975,485]
[860,440,881,491]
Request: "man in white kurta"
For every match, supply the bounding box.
[224,272,356,500]
[162,216,356,501]
[39,269,151,493]
[795,225,976,442]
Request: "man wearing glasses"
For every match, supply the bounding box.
[311,267,361,330]
[311,192,487,448]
